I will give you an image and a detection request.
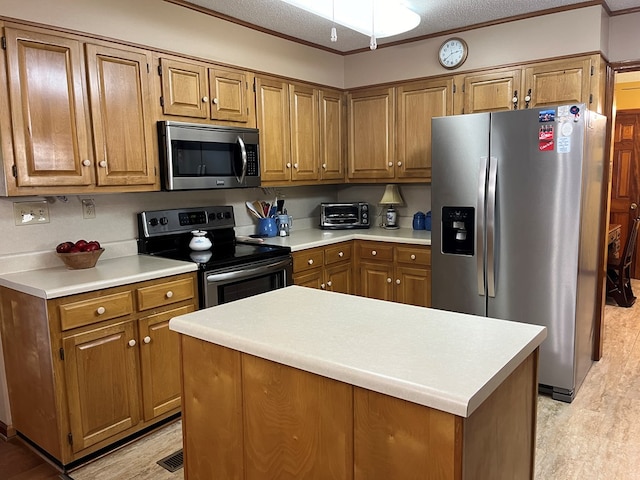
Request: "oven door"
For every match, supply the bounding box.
[202,256,292,308]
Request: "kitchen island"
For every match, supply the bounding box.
[170,286,546,480]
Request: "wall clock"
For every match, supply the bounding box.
[438,37,468,70]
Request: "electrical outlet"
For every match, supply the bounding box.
[82,199,96,219]
[13,201,50,226]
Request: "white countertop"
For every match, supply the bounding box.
[0,255,197,299]
[170,286,546,417]
[257,226,431,251]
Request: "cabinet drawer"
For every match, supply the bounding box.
[358,242,394,262]
[137,277,195,311]
[395,246,431,266]
[59,291,134,331]
[293,249,324,273]
[325,243,352,265]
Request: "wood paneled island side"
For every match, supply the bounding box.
[170,286,546,479]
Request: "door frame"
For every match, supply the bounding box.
[594,60,640,360]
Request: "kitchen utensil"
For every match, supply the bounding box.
[246,201,263,219]
[253,201,265,218]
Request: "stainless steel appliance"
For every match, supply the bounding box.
[137,206,292,309]
[320,202,370,229]
[158,121,260,190]
[431,104,606,402]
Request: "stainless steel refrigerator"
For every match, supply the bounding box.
[431,104,606,402]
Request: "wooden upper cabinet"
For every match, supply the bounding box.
[159,58,208,118]
[396,77,453,181]
[523,57,592,108]
[4,28,93,187]
[289,83,319,182]
[85,44,156,186]
[209,68,250,123]
[255,76,291,182]
[319,88,346,181]
[158,57,254,125]
[461,68,521,114]
[347,86,395,180]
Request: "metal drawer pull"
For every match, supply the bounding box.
[143,336,151,344]
[166,291,174,298]
[128,339,136,347]
[96,306,106,315]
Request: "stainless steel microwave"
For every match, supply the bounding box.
[158,121,260,190]
[320,202,370,229]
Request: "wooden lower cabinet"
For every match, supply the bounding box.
[180,337,538,479]
[292,242,353,294]
[0,272,197,466]
[357,240,431,307]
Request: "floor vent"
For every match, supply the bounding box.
[157,449,184,473]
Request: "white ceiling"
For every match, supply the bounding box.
[174,0,640,53]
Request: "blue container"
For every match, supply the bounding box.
[412,212,425,230]
[425,211,432,231]
[257,217,277,237]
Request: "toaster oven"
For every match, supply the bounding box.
[320,202,370,229]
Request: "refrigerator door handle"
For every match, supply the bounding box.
[477,156,488,296]
[487,156,498,298]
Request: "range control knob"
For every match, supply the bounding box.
[160,217,169,225]
[149,218,159,227]
[217,212,224,220]
[224,211,232,219]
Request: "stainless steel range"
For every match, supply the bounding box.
[137,206,292,309]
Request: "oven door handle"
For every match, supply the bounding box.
[206,257,291,283]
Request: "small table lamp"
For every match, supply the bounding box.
[379,184,404,229]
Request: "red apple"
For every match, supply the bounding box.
[70,246,82,253]
[56,241,75,253]
[74,240,88,250]
[84,242,100,252]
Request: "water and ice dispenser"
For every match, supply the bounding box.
[441,207,474,255]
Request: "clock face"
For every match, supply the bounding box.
[438,38,468,69]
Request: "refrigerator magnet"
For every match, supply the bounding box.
[561,122,573,136]
[539,125,554,140]
[557,137,571,153]
[539,109,555,122]
[539,140,554,151]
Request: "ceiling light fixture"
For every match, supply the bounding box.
[282,0,420,44]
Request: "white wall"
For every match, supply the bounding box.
[344,6,606,88]
[608,12,640,63]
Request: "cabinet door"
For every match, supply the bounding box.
[396,78,453,181]
[62,320,141,452]
[325,262,352,295]
[462,68,521,113]
[139,304,194,421]
[395,266,430,307]
[86,44,156,187]
[319,89,346,181]
[209,68,250,123]
[159,58,208,118]
[289,83,319,182]
[293,269,323,289]
[523,57,592,108]
[359,262,394,301]
[5,28,92,187]
[348,87,395,180]
[255,76,291,182]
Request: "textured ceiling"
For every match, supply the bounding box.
[174,0,640,53]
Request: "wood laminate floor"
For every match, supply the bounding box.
[0,436,61,480]
[2,283,640,479]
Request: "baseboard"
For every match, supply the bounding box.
[0,419,16,440]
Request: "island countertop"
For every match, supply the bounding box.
[170,285,546,417]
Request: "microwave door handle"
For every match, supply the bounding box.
[236,136,247,185]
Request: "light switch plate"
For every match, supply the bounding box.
[13,200,50,226]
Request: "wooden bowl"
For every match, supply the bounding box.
[57,248,104,269]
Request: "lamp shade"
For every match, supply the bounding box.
[379,184,404,205]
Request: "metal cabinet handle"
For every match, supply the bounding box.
[82,159,91,167]
[166,290,174,298]
[128,339,136,347]
[143,336,151,344]
[96,306,106,315]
